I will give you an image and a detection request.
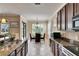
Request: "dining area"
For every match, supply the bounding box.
[29,23,46,43]
[30,33,45,42]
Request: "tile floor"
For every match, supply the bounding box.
[27,39,53,56]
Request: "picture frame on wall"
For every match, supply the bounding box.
[1,23,9,32]
[10,21,19,28]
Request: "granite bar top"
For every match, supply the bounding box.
[0,40,26,56]
[50,38,79,56]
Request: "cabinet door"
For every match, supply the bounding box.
[57,11,61,30]
[61,7,66,30]
[50,40,56,56]
[66,3,73,31]
[73,3,77,16]
[76,3,79,15]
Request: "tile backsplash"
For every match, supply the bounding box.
[60,31,79,41]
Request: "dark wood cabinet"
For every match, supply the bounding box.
[73,3,79,16]
[57,3,79,31]
[66,3,73,31]
[50,39,59,56]
[50,39,56,56]
[57,3,73,31]
[61,7,66,30]
[76,3,79,15]
[50,39,64,56]
[57,11,61,30]
[73,3,77,16]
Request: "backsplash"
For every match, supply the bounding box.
[60,31,79,41]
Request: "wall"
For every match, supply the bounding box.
[60,31,79,41]
[48,20,52,38]
[26,21,32,39]
[51,14,58,32]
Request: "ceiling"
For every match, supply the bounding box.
[0,3,64,21]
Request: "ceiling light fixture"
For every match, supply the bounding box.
[34,3,40,5]
[1,18,7,23]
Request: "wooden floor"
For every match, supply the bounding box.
[27,39,53,56]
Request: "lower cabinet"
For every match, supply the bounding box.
[50,39,76,56]
[50,39,56,56]
[50,39,59,56]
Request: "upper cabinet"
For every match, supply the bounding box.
[73,3,77,16]
[61,7,66,30]
[57,11,61,30]
[73,3,79,16]
[65,3,73,31]
[76,3,79,15]
[57,3,79,31]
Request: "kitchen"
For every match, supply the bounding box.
[50,3,79,56]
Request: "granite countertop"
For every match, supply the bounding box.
[0,40,25,56]
[64,46,79,56]
[50,38,79,56]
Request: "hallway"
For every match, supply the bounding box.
[27,40,53,56]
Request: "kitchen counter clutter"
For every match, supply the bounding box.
[0,39,28,56]
[0,33,13,40]
[0,33,15,45]
[50,37,79,56]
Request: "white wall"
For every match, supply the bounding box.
[47,14,58,39]
[48,20,52,38]
[51,14,58,32]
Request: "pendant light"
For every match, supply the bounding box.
[1,18,7,23]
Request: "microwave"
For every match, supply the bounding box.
[72,15,79,31]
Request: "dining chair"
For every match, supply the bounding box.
[29,33,35,41]
[41,33,45,40]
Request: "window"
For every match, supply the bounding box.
[32,23,46,37]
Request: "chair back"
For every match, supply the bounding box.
[43,33,45,39]
[29,33,32,40]
[41,33,45,39]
